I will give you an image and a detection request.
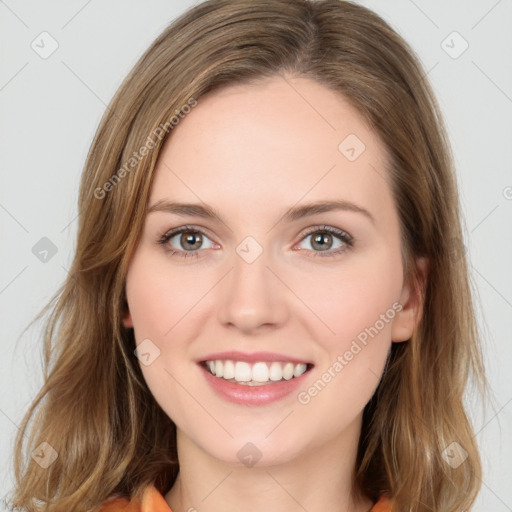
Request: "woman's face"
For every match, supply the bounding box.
[123,75,421,466]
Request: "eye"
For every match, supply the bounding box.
[157,226,217,259]
[296,225,353,258]
[157,224,354,260]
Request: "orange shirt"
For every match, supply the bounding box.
[99,484,393,511]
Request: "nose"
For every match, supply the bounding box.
[217,242,289,334]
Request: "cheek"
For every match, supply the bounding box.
[125,252,200,427]
[292,251,402,429]
[295,248,403,351]
[125,271,169,339]
[125,248,195,339]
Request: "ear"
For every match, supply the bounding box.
[122,310,133,329]
[391,256,429,343]
[121,294,133,328]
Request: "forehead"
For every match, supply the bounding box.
[150,75,393,225]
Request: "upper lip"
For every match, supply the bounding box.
[198,351,313,365]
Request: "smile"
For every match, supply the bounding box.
[203,359,313,386]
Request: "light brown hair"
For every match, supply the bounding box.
[10,1,490,510]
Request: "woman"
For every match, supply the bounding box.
[10,1,488,511]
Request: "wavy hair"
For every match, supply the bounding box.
[10,1,490,510]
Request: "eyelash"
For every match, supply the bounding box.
[156,224,354,260]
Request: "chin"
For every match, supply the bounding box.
[193,429,306,468]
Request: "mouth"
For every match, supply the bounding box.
[200,359,315,386]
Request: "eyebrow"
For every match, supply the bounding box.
[147,199,376,225]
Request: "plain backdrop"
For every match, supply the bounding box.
[1,1,511,510]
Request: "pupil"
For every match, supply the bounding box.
[313,233,331,251]
[182,232,201,250]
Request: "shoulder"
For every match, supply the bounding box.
[98,497,139,512]
[98,486,389,512]
[370,494,394,512]
[98,496,141,512]
[98,484,172,512]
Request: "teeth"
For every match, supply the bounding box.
[215,360,223,378]
[234,361,251,382]
[205,359,309,384]
[252,362,269,382]
[269,362,283,381]
[293,363,307,377]
[223,360,235,379]
[283,362,294,380]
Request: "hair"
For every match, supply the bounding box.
[9,1,491,511]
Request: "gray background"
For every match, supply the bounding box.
[1,0,511,510]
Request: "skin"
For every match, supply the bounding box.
[122,74,427,512]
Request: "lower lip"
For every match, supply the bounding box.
[199,364,312,406]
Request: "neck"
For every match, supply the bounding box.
[165,415,374,512]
